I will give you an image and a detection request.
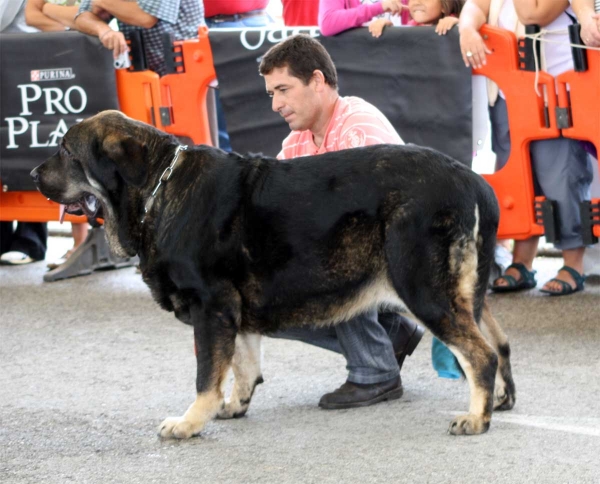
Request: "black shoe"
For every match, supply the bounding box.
[386,315,425,370]
[318,375,403,410]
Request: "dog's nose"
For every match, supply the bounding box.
[30,167,40,184]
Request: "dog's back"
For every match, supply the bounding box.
[235,144,498,328]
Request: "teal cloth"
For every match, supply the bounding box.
[432,337,462,379]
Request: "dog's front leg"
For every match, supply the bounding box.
[217,333,263,419]
[158,304,237,439]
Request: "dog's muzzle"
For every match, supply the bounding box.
[59,193,103,223]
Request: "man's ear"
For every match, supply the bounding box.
[102,134,148,187]
[311,69,326,91]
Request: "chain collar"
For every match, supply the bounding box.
[141,145,188,224]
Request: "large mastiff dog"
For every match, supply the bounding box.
[32,111,515,438]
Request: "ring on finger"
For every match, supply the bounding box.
[466,51,473,57]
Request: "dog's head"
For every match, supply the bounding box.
[31,110,166,256]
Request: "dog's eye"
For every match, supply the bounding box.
[60,145,73,159]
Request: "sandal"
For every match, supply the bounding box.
[539,266,585,296]
[491,262,537,293]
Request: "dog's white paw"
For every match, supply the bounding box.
[158,416,201,439]
[216,400,248,420]
[448,414,490,436]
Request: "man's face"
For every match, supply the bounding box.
[264,67,320,132]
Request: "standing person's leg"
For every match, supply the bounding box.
[0,221,14,255]
[16,222,47,260]
[207,12,273,152]
[71,223,89,250]
[489,97,539,291]
[531,138,593,294]
[492,237,539,290]
[214,93,232,152]
[0,222,47,264]
[583,153,600,276]
[489,97,511,172]
[47,222,90,269]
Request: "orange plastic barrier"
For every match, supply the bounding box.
[159,27,216,144]
[474,26,560,240]
[0,27,216,223]
[0,190,86,223]
[115,69,162,127]
[556,44,600,239]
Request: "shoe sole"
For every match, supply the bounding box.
[491,283,536,293]
[318,386,404,410]
[0,258,35,265]
[539,286,584,297]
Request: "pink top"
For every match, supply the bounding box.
[277,96,403,160]
[319,0,410,36]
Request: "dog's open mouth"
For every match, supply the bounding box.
[60,193,102,223]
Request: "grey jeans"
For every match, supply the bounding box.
[270,308,402,385]
[490,96,593,250]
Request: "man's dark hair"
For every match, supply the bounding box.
[259,34,338,89]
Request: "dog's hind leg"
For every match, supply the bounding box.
[387,221,497,435]
[392,283,498,435]
[217,333,263,419]
[158,303,238,439]
[479,301,516,411]
[442,315,498,435]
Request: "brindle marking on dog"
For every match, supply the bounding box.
[31,110,516,439]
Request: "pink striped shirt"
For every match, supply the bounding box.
[277,96,403,160]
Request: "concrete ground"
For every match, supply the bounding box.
[1,235,599,484]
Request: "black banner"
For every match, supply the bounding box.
[0,31,119,191]
[209,27,472,164]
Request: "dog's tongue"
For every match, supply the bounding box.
[59,204,66,224]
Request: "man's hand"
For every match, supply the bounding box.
[99,29,128,58]
[580,13,600,47]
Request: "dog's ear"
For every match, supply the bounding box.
[102,134,148,187]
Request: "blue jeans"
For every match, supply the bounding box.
[271,308,401,385]
[206,12,273,152]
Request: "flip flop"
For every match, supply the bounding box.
[491,262,537,293]
[540,266,585,296]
